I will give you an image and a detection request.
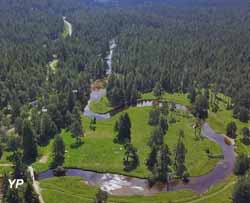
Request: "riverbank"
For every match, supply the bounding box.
[39,175,236,203]
[35,106,221,178]
[35,37,234,197]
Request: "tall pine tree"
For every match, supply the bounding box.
[22,119,38,162]
[174,130,187,178]
[70,106,83,144]
[52,134,65,168]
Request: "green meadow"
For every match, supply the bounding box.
[1,91,247,203]
[62,19,71,39]
[49,59,59,73]
[35,105,221,178]
[141,92,191,106]
[89,96,113,114]
[40,175,236,203]
[206,93,250,154]
[89,92,191,114]
[0,151,13,174]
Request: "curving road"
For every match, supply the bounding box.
[63,16,72,37]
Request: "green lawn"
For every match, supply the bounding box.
[40,176,235,203]
[34,106,221,178]
[89,96,113,114]
[40,177,97,203]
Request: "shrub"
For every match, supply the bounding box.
[53,166,66,177]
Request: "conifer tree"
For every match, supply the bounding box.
[24,180,39,203]
[174,130,187,178]
[114,113,132,144]
[123,143,139,171]
[52,134,65,168]
[70,106,83,144]
[22,119,38,162]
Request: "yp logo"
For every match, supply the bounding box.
[8,179,24,189]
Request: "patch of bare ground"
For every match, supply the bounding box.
[39,155,49,164]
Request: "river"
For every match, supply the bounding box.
[38,39,236,196]
[83,40,116,120]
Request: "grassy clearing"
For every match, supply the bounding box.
[62,19,71,39]
[142,91,250,155]
[62,24,69,39]
[0,166,12,175]
[207,93,249,134]
[33,140,54,172]
[141,92,191,106]
[34,106,221,178]
[40,177,97,203]
[0,151,13,175]
[91,79,107,89]
[207,93,250,154]
[37,92,237,203]
[49,59,59,73]
[111,176,235,203]
[89,96,112,113]
[89,91,190,114]
[40,175,235,203]
[166,111,221,176]
[0,151,11,164]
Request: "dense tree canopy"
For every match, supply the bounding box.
[1,0,250,201]
[233,173,250,203]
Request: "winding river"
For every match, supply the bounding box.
[38,40,236,196]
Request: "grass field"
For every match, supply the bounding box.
[206,93,250,154]
[34,106,221,178]
[89,96,113,113]
[34,139,54,173]
[89,92,191,115]
[62,24,69,39]
[89,92,191,114]
[141,92,191,106]
[35,92,243,203]
[0,166,12,175]
[0,151,13,174]
[40,175,235,203]
[141,91,250,155]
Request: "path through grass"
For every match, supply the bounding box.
[40,176,235,203]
